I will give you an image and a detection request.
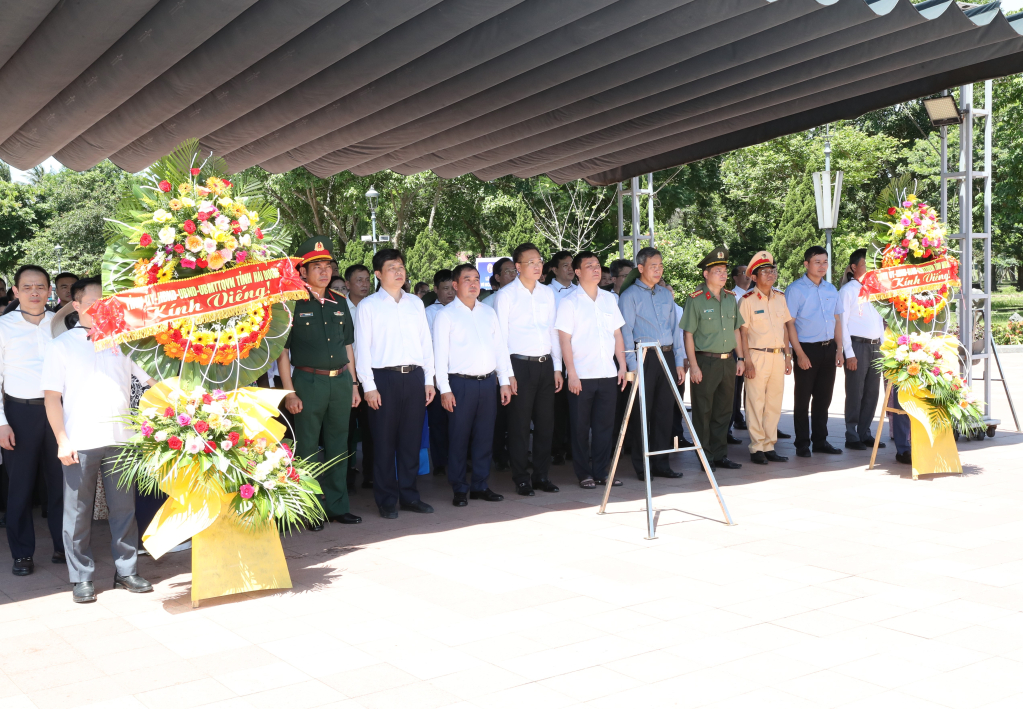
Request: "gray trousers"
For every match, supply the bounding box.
[62,446,138,583]
[844,339,881,444]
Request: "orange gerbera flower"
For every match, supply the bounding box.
[185,235,203,252]
[906,363,921,376]
[207,251,226,270]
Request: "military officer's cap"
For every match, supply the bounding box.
[698,245,729,271]
[297,236,334,265]
[745,250,775,279]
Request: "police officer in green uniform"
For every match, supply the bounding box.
[680,246,746,472]
[276,238,363,526]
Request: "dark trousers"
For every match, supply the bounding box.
[671,378,688,440]
[492,386,509,466]
[690,355,737,462]
[427,397,449,469]
[368,368,426,510]
[793,340,838,450]
[447,375,497,494]
[552,382,570,457]
[844,339,881,444]
[348,385,374,484]
[630,355,675,475]
[730,375,745,431]
[293,369,352,517]
[568,377,617,481]
[889,388,911,454]
[507,357,555,486]
[5,399,63,559]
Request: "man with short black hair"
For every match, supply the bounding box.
[345,263,374,491]
[434,264,512,506]
[599,265,613,290]
[493,242,562,496]
[841,248,885,451]
[42,278,156,602]
[786,245,845,458]
[53,272,79,310]
[610,259,634,299]
[356,249,436,518]
[425,268,456,476]
[414,281,429,298]
[0,265,64,576]
[426,270,455,331]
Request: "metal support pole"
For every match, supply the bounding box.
[634,346,656,539]
[617,182,625,258]
[630,175,641,259]
[647,173,655,247]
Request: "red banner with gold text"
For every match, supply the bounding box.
[88,258,308,350]
[858,256,960,303]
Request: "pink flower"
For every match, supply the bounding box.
[280,442,293,459]
[901,217,911,226]
[140,422,154,437]
[897,335,909,346]
[239,484,255,500]
[176,413,191,426]
[213,389,227,401]
[903,200,912,208]
[932,367,942,375]
[235,250,247,262]
[181,258,196,269]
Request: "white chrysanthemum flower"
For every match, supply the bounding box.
[158,226,176,244]
[153,209,172,223]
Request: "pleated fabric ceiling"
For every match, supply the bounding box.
[1,0,1022,186]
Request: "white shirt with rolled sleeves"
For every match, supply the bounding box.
[432,298,513,395]
[0,310,55,426]
[556,288,625,379]
[40,328,149,450]
[839,278,885,358]
[354,290,435,394]
[491,277,562,370]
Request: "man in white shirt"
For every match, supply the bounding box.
[425,269,456,478]
[0,265,64,577]
[492,242,563,496]
[355,249,436,519]
[41,278,156,603]
[556,252,627,488]
[433,264,513,506]
[840,248,886,451]
[345,263,374,491]
[548,250,576,466]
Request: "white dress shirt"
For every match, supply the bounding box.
[839,277,885,358]
[354,289,435,393]
[432,298,513,394]
[40,328,149,450]
[555,287,625,379]
[551,280,577,307]
[491,277,562,370]
[732,285,747,299]
[0,309,55,426]
[425,302,444,332]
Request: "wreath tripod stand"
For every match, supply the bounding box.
[597,341,736,538]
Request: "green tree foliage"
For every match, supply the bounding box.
[0,180,41,273]
[771,172,821,284]
[0,161,11,183]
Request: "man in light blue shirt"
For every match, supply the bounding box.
[784,245,845,458]
[618,247,686,479]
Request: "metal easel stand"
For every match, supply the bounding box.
[868,380,907,470]
[597,341,736,539]
[990,341,1020,432]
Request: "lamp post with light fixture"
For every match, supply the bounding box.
[362,185,391,284]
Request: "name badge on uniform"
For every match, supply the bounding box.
[754,309,765,314]
[703,308,715,313]
[298,312,313,317]
[334,311,344,317]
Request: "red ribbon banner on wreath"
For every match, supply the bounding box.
[88,258,308,350]
[858,255,960,303]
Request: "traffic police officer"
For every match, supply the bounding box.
[738,252,796,465]
[276,237,362,526]
[680,246,746,471]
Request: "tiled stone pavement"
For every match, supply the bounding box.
[1,357,1022,709]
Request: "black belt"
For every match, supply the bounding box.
[695,352,732,359]
[4,395,44,406]
[850,336,881,345]
[450,371,495,381]
[799,340,834,347]
[378,365,420,374]
[510,354,550,363]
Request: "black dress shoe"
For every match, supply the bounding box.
[813,442,843,454]
[750,451,768,465]
[678,438,693,448]
[734,420,748,430]
[452,493,468,507]
[845,441,866,451]
[652,469,683,478]
[72,581,95,604]
[713,458,742,469]
[433,465,447,477]
[764,450,788,462]
[399,500,434,513]
[379,506,399,519]
[469,488,504,501]
[516,482,535,496]
[533,480,559,493]
[595,477,624,487]
[12,557,32,576]
[114,574,153,593]
[361,477,374,489]
[796,447,811,458]
[727,434,742,445]
[864,437,886,449]
[308,521,324,532]
[777,430,792,439]
[52,551,65,564]
[895,451,913,465]
[551,453,566,466]
[330,513,362,524]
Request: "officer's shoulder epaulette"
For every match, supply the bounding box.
[328,288,347,299]
[723,288,735,296]
[742,290,755,298]
[773,287,784,294]
[689,289,703,299]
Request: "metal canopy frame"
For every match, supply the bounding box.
[617,173,655,259]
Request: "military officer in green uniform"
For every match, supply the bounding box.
[276,238,363,526]
[680,246,746,472]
